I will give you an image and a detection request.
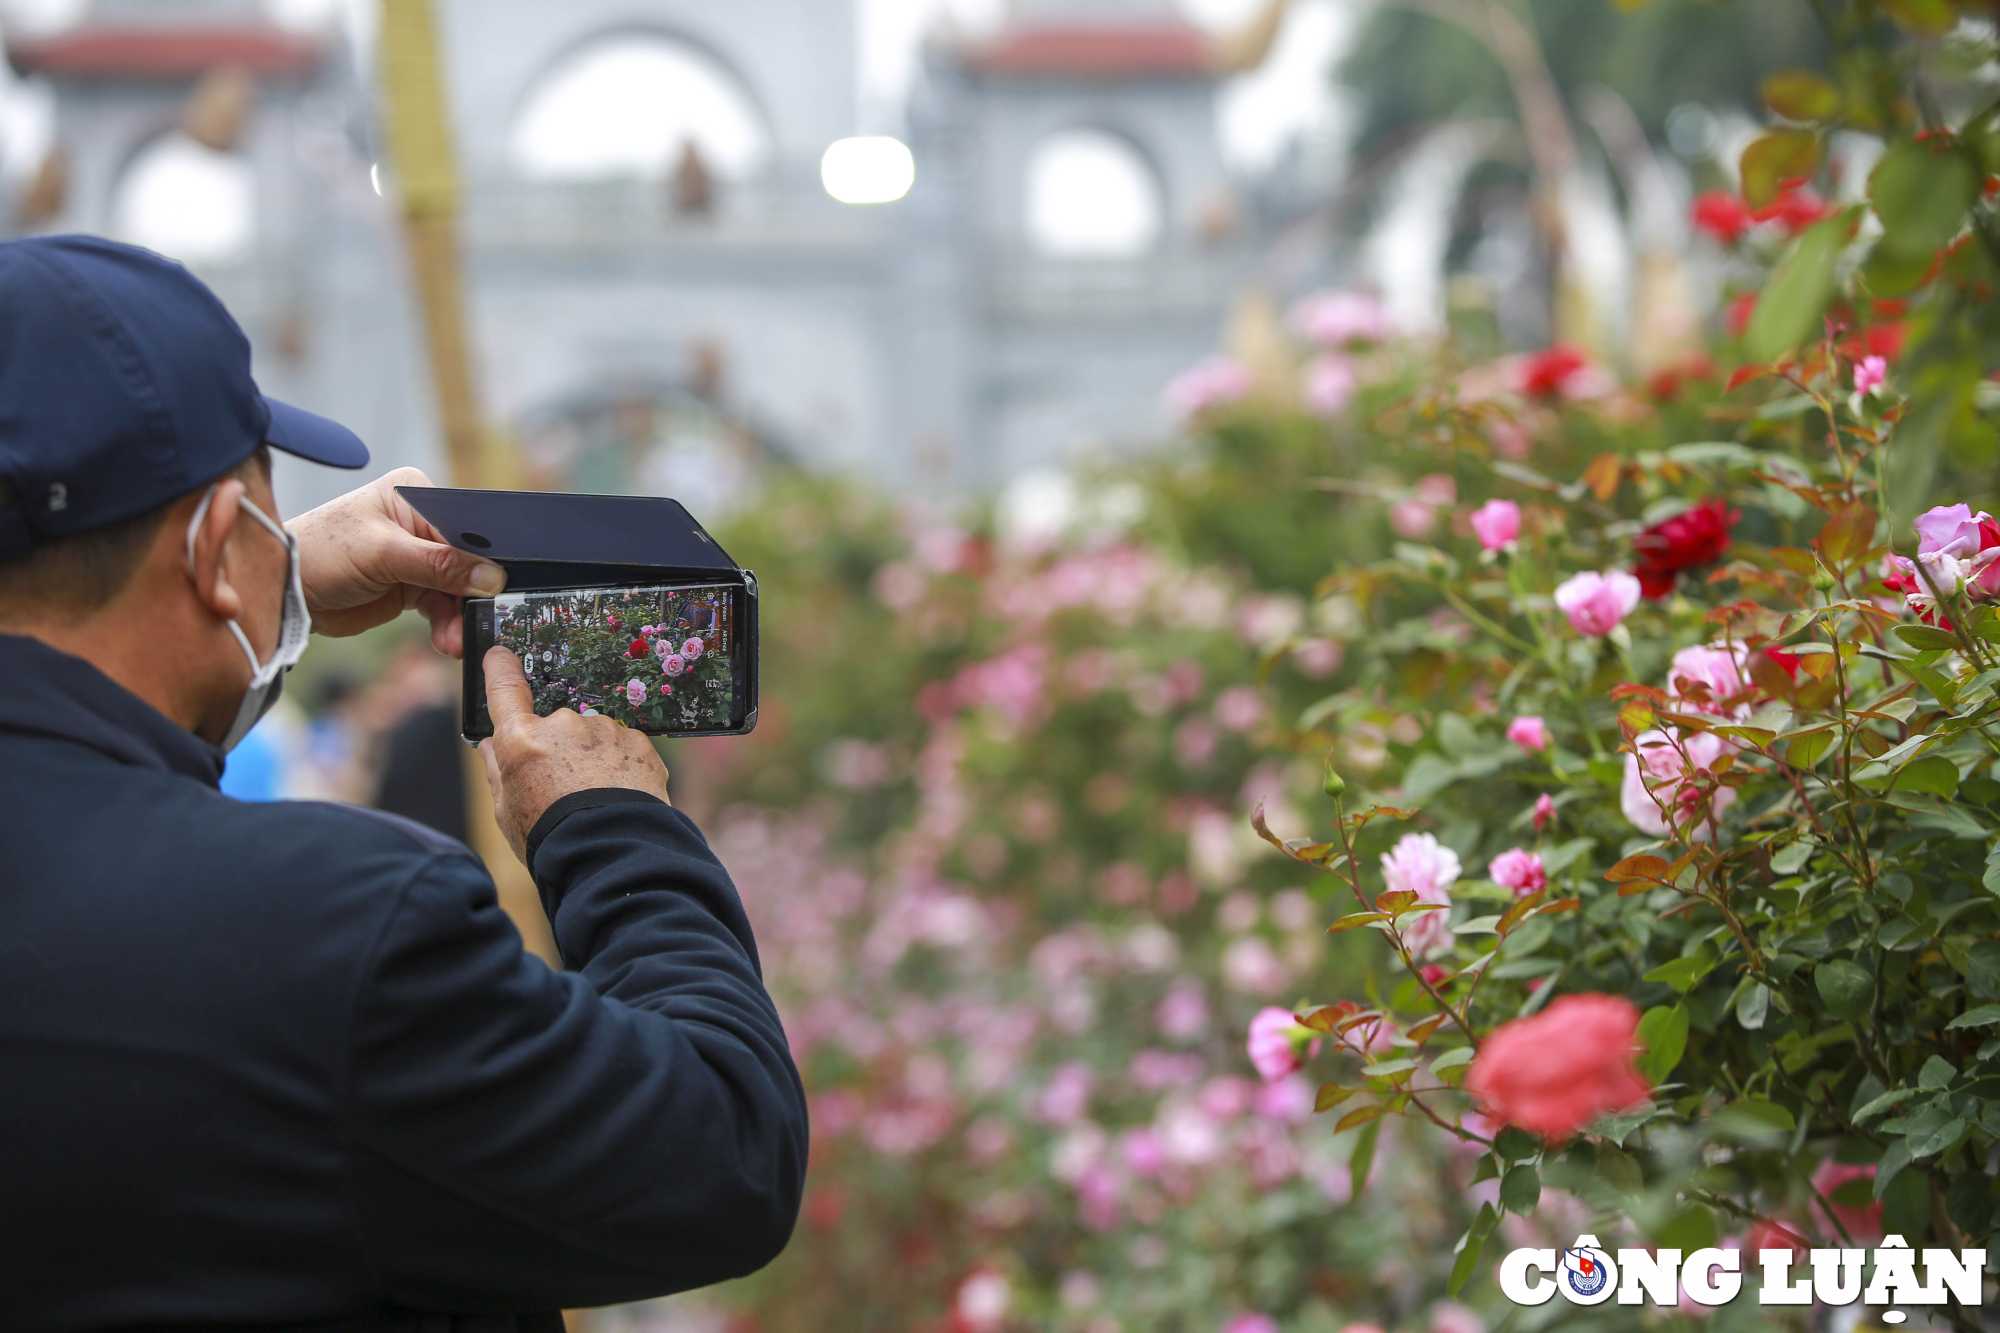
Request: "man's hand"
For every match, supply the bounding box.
[289,467,507,657]
[478,646,671,864]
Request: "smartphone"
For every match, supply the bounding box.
[462,578,758,741]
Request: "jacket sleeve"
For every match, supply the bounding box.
[344,793,808,1313]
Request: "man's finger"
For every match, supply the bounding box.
[477,737,502,801]
[385,526,507,599]
[482,646,535,731]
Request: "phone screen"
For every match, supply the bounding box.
[463,581,754,739]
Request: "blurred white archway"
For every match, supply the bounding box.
[1025,128,1163,258]
[113,132,256,267]
[509,35,770,181]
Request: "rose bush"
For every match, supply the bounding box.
[586,4,2000,1328]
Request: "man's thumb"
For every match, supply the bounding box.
[399,528,507,598]
[483,646,534,729]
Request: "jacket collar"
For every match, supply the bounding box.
[0,632,224,786]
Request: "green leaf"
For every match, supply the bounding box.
[1635,1003,1689,1082]
[1959,941,2000,1005]
[1870,139,1980,259]
[1430,1046,1475,1072]
[1724,1098,1796,1132]
[1917,1055,1957,1090]
[1892,754,1960,798]
[1598,1143,1643,1194]
[1761,70,1842,122]
[1500,1163,1542,1214]
[1350,1116,1384,1193]
[1314,1082,1357,1113]
[1785,729,1837,770]
[1448,1203,1499,1298]
[1815,959,1875,1019]
[1644,956,1715,994]
[1902,1106,1967,1158]
[1894,624,1961,652]
[1494,1126,1540,1162]
[1873,1139,1913,1200]
[1946,1004,2000,1029]
[1853,1087,1919,1123]
[1745,212,1850,361]
[1659,1204,1718,1252]
[1740,129,1821,208]
[1735,982,1771,1031]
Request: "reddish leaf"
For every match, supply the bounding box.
[1407,1013,1448,1045]
[1376,889,1418,913]
[1497,890,1547,935]
[1606,854,1671,883]
[1815,502,1879,567]
[1583,453,1622,502]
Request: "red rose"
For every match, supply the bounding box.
[626,639,649,658]
[1691,191,1753,245]
[1751,184,1833,236]
[1465,993,1651,1140]
[1725,292,1757,337]
[1632,497,1739,598]
[1517,343,1590,399]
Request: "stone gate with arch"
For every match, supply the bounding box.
[6,0,1275,511]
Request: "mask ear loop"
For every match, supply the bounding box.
[183,481,306,678]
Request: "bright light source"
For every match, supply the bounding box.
[821,136,914,205]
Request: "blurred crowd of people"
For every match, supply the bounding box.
[223,639,470,844]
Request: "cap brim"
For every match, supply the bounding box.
[263,397,370,470]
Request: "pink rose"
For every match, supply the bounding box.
[1305,354,1359,417]
[1506,715,1549,753]
[662,654,687,677]
[1488,848,1547,896]
[1246,1007,1319,1082]
[1553,569,1641,635]
[1429,1303,1486,1333]
[1380,831,1461,899]
[1915,502,1993,560]
[1222,1315,1282,1333]
[1667,644,1749,720]
[1810,1159,1882,1242]
[682,637,705,659]
[1622,729,1736,839]
[1167,356,1254,417]
[1854,355,1886,396]
[1390,473,1457,539]
[1532,793,1556,831]
[1290,289,1393,346]
[625,678,646,707]
[1465,993,1651,1140]
[1253,1074,1315,1123]
[1469,498,1522,551]
[1036,1062,1094,1125]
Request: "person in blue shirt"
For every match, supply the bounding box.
[0,236,806,1331]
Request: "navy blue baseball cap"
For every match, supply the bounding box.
[0,234,368,561]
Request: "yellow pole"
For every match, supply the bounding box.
[377,0,556,969]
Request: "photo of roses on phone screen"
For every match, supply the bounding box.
[493,584,737,732]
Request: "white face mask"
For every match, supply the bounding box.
[185,483,312,753]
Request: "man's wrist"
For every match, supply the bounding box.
[523,788,670,874]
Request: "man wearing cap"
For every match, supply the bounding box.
[0,235,805,1330]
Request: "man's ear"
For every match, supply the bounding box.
[185,479,249,624]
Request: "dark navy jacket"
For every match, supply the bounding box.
[0,634,807,1331]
